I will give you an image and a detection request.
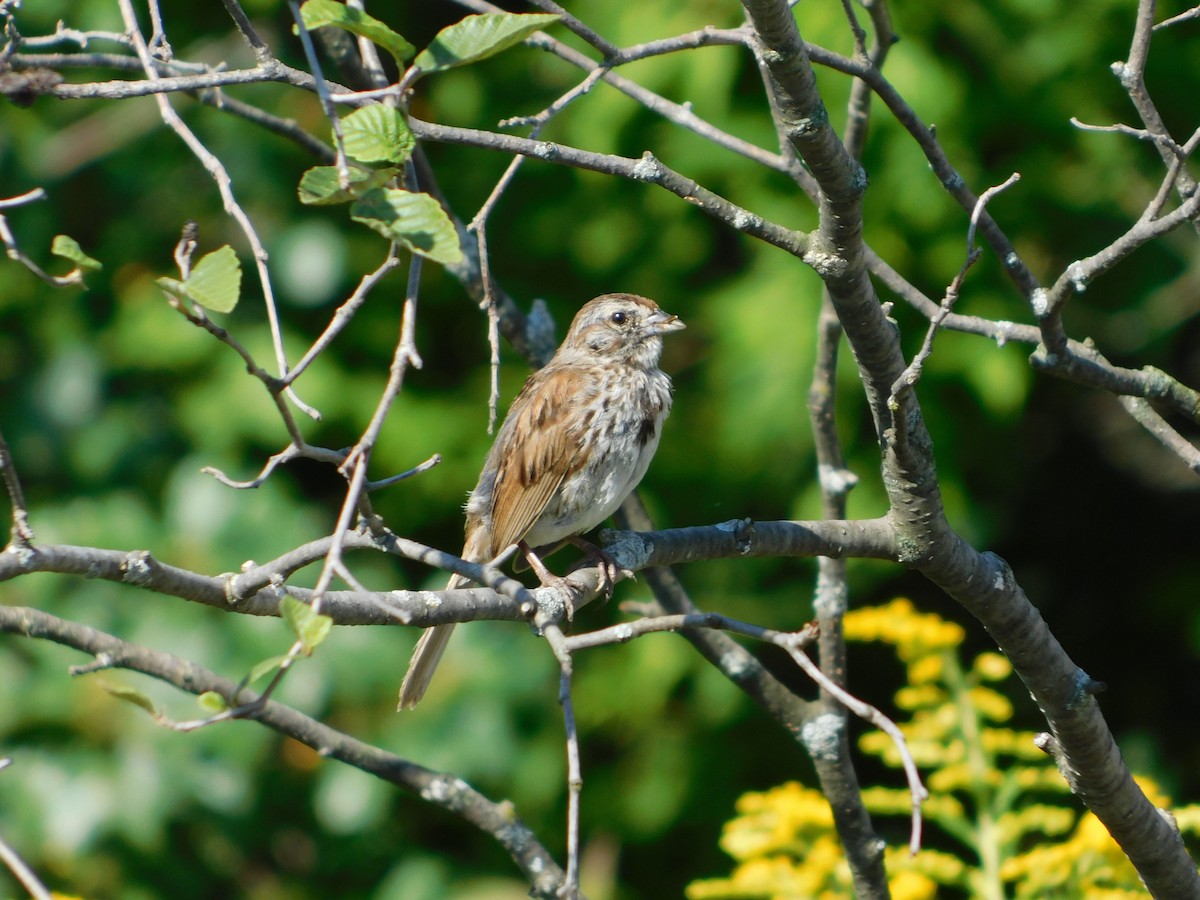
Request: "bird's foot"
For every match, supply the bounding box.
[566,536,630,601]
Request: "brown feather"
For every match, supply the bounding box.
[485,368,588,554]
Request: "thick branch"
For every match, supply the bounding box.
[917,538,1200,898]
[742,2,1200,893]
[0,519,895,626]
[407,118,809,258]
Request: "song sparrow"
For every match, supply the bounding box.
[398,293,685,709]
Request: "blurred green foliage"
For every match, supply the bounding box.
[2,1,1199,897]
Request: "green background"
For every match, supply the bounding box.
[2,1,1199,897]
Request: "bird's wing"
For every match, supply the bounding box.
[485,365,588,555]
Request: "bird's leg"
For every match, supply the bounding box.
[518,540,558,584]
[518,540,579,623]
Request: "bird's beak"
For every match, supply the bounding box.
[648,310,686,334]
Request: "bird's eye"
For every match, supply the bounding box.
[610,311,628,326]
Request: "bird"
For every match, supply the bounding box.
[398,293,685,709]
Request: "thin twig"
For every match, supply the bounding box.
[468,66,607,431]
[117,0,317,420]
[0,425,34,547]
[1154,4,1200,30]
[219,0,270,58]
[452,0,789,173]
[890,174,1019,406]
[0,766,52,900]
[540,621,582,899]
[776,634,927,855]
[525,0,619,59]
[1118,397,1200,473]
[365,454,443,491]
[838,0,869,59]
[1070,117,1184,156]
[562,612,927,853]
[285,249,404,385]
[288,1,351,189]
[0,189,86,288]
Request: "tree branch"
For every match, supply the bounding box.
[0,605,569,897]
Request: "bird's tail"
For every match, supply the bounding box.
[397,572,468,710]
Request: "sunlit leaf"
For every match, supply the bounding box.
[339,106,414,164]
[413,13,559,74]
[197,691,228,712]
[103,684,159,717]
[51,234,102,271]
[155,245,242,313]
[280,596,333,654]
[350,188,463,265]
[298,0,415,63]
[297,165,397,205]
[248,654,290,684]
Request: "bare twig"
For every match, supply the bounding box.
[563,611,926,853]
[365,453,444,491]
[1155,4,1200,30]
[116,0,316,420]
[539,621,582,899]
[452,0,790,173]
[0,425,33,548]
[784,631,930,854]
[288,0,351,185]
[0,785,52,900]
[0,517,898,629]
[284,249,404,385]
[219,0,270,58]
[889,173,1020,406]
[1118,397,1200,473]
[1114,0,1199,203]
[468,64,607,431]
[1070,117,1185,156]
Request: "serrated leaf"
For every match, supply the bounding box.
[414,13,559,74]
[197,691,228,712]
[351,188,463,265]
[186,246,242,313]
[103,684,159,717]
[156,245,242,313]
[339,106,414,164]
[298,165,397,205]
[248,654,290,684]
[280,596,333,654]
[50,234,102,271]
[299,0,415,63]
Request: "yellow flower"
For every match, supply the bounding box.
[694,601,1200,900]
[973,651,1012,681]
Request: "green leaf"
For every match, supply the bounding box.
[156,245,242,313]
[248,655,290,684]
[339,106,414,164]
[413,13,559,74]
[298,165,397,205]
[103,684,159,717]
[351,188,463,265]
[197,691,228,712]
[51,234,102,271]
[299,0,415,63]
[280,596,333,654]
